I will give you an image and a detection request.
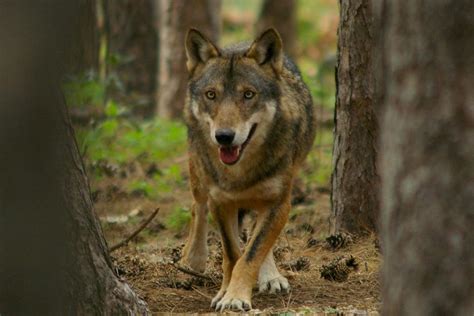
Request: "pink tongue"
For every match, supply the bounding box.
[219,146,240,164]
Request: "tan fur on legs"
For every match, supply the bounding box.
[181,202,208,272]
[258,249,289,293]
[209,202,241,308]
[215,197,291,311]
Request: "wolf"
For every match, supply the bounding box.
[180,28,316,311]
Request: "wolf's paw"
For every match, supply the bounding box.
[215,294,252,312]
[258,274,290,294]
[210,289,226,309]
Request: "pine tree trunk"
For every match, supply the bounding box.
[256,0,296,58]
[157,0,221,119]
[330,0,378,235]
[64,95,148,314]
[106,0,158,116]
[68,0,100,73]
[0,2,148,314]
[378,1,474,315]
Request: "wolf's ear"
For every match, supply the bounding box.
[185,28,220,73]
[246,28,283,74]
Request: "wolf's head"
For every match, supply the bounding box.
[185,28,284,166]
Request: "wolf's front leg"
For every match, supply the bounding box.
[181,202,208,272]
[209,203,241,308]
[258,250,289,293]
[215,199,290,312]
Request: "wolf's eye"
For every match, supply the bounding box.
[205,91,216,100]
[244,90,255,99]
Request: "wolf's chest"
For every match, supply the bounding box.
[208,175,285,207]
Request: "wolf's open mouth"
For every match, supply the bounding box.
[219,124,257,165]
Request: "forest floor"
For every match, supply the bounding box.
[88,142,381,315]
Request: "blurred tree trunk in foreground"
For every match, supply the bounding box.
[0,2,147,314]
[378,1,474,315]
[157,0,221,119]
[330,0,378,235]
[106,0,158,116]
[69,0,99,73]
[256,0,296,58]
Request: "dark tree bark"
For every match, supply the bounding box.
[378,1,474,315]
[0,2,147,314]
[106,0,158,116]
[255,0,296,58]
[68,0,99,73]
[157,0,221,119]
[330,0,378,235]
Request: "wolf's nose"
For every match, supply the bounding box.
[215,129,235,146]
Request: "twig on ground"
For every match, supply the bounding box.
[169,262,216,283]
[109,207,160,252]
[170,262,218,284]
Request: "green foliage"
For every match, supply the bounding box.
[77,110,187,166]
[165,206,192,231]
[221,0,262,45]
[63,72,105,108]
[152,164,185,194]
[297,0,338,53]
[224,0,262,13]
[304,129,334,188]
[300,60,336,110]
[128,180,156,198]
[76,104,187,199]
[125,165,186,200]
[324,307,341,314]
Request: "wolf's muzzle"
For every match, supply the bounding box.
[215,129,235,146]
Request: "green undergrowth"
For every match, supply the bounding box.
[75,101,187,199]
[63,72,105,109]
[305,128,334,188]
[76,102,186,165]
[165,206,192,232]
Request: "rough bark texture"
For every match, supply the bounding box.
[62,94,148,315]
[157,0,221,119]
[106,0,158,116]
[0,2,147,314]
[256,0,296,58]
[378,1,474,315]
[330,0,378,235]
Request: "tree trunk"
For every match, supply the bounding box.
[0,2,147,314]
[330,0,378,235]
[256,0,296,58]
[106,0,158,116]
[68,0,99,73]
[378,1,474,315]
[157,0,221,119]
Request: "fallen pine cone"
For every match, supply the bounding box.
[325,233,353,250]
[306,236,319,248]
[282,256,311,271]
[320,255,358,282]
